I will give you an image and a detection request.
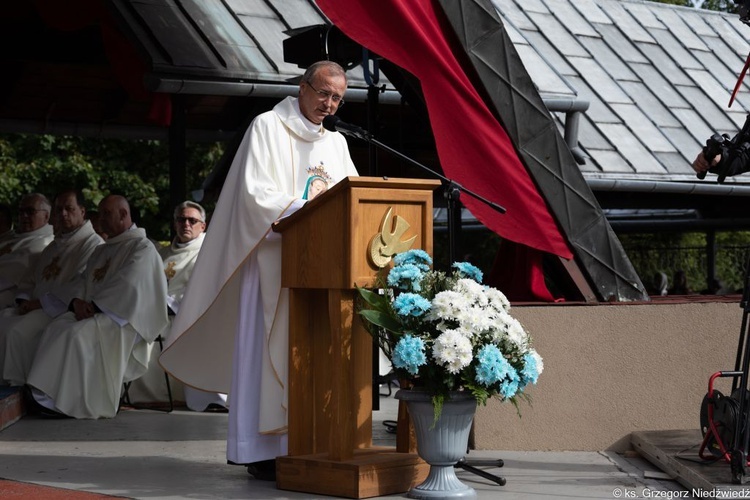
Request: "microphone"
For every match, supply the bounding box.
[322,115,371,140]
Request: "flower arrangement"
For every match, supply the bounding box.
[357,249,543,419]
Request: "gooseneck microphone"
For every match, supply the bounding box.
[322,115,371,140]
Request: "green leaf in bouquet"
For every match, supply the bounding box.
[359,309,402,333]
[356,286,387,309]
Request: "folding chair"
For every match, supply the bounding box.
[121,334,173,412]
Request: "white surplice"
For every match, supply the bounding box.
[126,232,218,407]
[159,232,205,312]
[27,226,168,419]
[1,221,103,385]
[0,224,54,308]
[160,96,359,463]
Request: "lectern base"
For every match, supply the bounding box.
[276,447,429,499]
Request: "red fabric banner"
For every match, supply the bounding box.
[486,240,557,302]
[317,0,572,259]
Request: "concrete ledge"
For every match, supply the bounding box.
[632,429,750,496]
[0,387,24,431]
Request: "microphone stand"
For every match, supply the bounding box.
[332,124,506,264]
[331,120,507,486]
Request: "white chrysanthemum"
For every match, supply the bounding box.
[489,310,513,343]
[484,286,511,313]
[529,348,544,374]
[432,330,473,374]
[456,305,495,334]
[454,324,475,339]
[455,279,488,305]
[506,316,529,349]
[427,290,468,321]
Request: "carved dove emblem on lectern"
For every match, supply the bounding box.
[368,207,417,268]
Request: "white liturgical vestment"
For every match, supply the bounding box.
[160,96,359,463]
[1,221,103,385]
[159,232,205,313]
[0,224,54,308]
[126,233,216,407]
[27,226,168,419]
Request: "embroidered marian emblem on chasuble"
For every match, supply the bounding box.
[42,256,62,281]
[302,162,334,200]
[164,261,176,280]
[306,163,333,184]
[93,258,110,283]
[0,244,11,257]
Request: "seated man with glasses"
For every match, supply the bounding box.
[127,201,227,412]
[160,60,360,480]
[1,189,104,388]
[26,194,168,418]
[0,193,54,309]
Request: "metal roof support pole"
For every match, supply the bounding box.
[363,51,382,178]
[169,94,187,236]
[707,230,717,292]
[367,85,380,177]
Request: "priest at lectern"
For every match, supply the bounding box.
[159,60,359,479]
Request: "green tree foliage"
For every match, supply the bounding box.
[0,134,223,241]
[642,0,735,11]
[700,0,736,12]
[648,0,694,6]
[618,231,750,294]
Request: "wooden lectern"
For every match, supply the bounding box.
[273,177,439,498]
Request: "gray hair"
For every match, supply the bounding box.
[301,60,347,85]
[21,193,51,212]
[173,200,206,222]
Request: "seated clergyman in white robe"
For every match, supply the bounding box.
[1,221,102,385]
[127,201,226,411]
[1,190,103,386]
[0,194,55,309]
[160,61,359,469]
[27,195,168,419]
[161,207,227,412]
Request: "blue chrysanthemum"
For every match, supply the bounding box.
[394,249,432,272]
[392,335,427,375]
[474,345,512,386]
[521,352,540,385]
[387,263,424,292]
[393,293,431,318]
[452,261,483,283]
[500,368,520,399]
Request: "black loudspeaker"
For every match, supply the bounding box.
[283,24,362,70]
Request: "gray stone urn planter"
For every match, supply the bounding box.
[396,389,477,499]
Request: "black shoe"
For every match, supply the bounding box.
[204,403,228,413]
[246,459,276,481]
[38,406,71,419]
[22,386,70,419]
[20,386,40,416]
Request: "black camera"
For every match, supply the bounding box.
[701,133,732,183]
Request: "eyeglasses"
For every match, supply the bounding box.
[305,82,345,107]
[18,207,48,216]
[175,216,204,225]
